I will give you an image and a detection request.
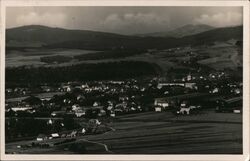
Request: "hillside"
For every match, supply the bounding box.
[181,26,243,45]
[6,25,242,51]
[136,24,214,38]
[6,25,132,48]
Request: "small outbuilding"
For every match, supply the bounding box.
[36,134,47,141]
[51,133,60,138]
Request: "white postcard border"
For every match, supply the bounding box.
[0,1,249,161]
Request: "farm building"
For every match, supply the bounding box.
[72,105,106,117]
[61,85,72,92]
[175,100,202,115]
[215,96,242,113]
[157,83,185,89]
[155,106,163,112]
[81,128,86,134]
[75,109,86,117]
[178,107,191,115]
[72,104,81,111]
[185,82,197,89]
[11,106,33,112]
[154,100,169,108]
[37,134,48,141]
[154,93,209,109]
[50,133,60,139]
[157,82,197,89]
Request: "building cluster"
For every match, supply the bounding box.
[6,69,242,118]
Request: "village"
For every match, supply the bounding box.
[4,40,244,154]
[4,41,244,154]
[6,72,242,117]
[5,63,242,150]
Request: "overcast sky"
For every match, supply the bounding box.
[6,7,242,35]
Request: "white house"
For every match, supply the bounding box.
[37,134,47,141]
[11,106,33,112]
[75,110,86,117]
[72,104,81,111]
[110,113,116,117]
[47,119,53,125]
[107,104,113,111]
[93,101,100,107]
[154,100,169,108]
[81,128,86,134]
[51,133,60,138]
[155,106,162,112]
[187,74,192,81]
[157,82,185,89]
[210,87,219,94]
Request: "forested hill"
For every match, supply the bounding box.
[6,25,242,50]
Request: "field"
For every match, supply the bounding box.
[5,109,242,154]
[197,43,242,70]
[86,110,242,154]
[6,49,99,67]
[6,41,242,76]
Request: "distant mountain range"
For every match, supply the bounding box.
[6,25,242,50]
[135,24,214,38]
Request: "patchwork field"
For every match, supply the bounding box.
[6,41,242,75]
[5,109,242,154]
[86,110,242,154]
[197,45,242,70]
[6,49,99,67]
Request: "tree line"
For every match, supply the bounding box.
[6,61,159,84]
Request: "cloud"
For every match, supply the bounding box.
[15,12,67,28]
[101,13,170,34]
[193,12,242,27]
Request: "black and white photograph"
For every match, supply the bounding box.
[0,0,249,160]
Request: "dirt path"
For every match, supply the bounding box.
[79,139,113,153]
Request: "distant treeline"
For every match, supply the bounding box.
[40,55,73,64]
[6,61,160,84]
[39,50,147,64]
[74,49,146,61]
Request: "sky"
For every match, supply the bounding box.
[6,6,243,35]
